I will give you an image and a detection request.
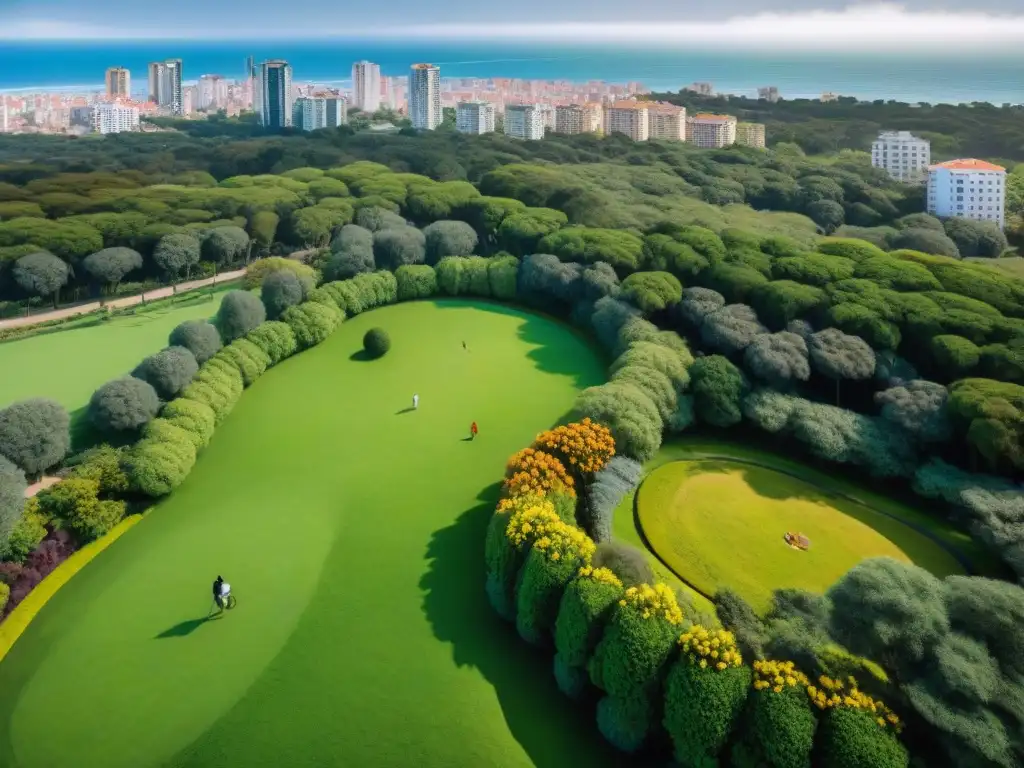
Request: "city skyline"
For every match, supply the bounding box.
[1,5,1024,51]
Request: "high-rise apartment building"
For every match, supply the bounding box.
[258,60,293,128]
[352,61,381,113]
[409,64,441,130]
[757,86,780,103]
[687,82,714,96]
[197,75,229,112]
[871,131,931,183]
[646,102,686,141]
[71,103,139,134]
[604,102,649,141]
[687,114,737,148]
[927,159,1006,229]
[105,67,131,99]
[504,104,545,140]
[456,101,495,134]
[735,122,767,149]
[295,95,347,131]
[147,59,183,115]
[554,103,603,135]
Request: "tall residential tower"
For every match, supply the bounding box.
[352,61,381,113]
[105,67,131,99]
[147,59,183,115]
[408,64,441,131]
[927,159,1006,229]
[258,60,294,128]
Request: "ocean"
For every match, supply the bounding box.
[1,41,1022,105]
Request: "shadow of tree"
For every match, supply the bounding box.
[420,482,631,768]
[349,349,373,362]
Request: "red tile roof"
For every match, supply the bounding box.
[930,159,1005,172]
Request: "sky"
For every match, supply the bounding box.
[2,2,1024,50]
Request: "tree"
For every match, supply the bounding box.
[248,210,279,258]
[201,225,250,265]
[678,287,726,328]
[0,399,70,477]
[621,271,683,314]
[13,251,70,308]
[169,320,222,364]
[875,380,951,444]
[132,346,199,400]
[808,328,876,405]
[88,377,161,433]
[216,290,267,342]
[363,327,391,358]
[930,335,981,379]
[585,456,643,543]
[538,227,644,274]
[690,355,747,428]
[261,269,304,320]
[744,332,811,389]
[943,217,1009,258]
[701,304,767,355]
[82,247,142,299]
[423,220,478,265]
[325,224,375,281]
[290,206,350,247]
[750,280,827,330]
[807,199,845,234]
[153,232,201,287]
[890,228,960,258]
[592,541,654,587]
[581,261,621,300]
[571,381,663,462]
[372,226,426,270]
[355,206,407,232]
[0,455,26,551]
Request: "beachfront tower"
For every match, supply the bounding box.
[408,63,442,131]
[258,60,294,129]
[352,61,381,113]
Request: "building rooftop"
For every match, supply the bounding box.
[692,113,736,122]
[607,101,647,110]
[930,159,1006,172]
[411,63,437,70]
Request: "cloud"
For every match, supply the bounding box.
[2,4,1023,49]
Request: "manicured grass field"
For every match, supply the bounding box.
[636,457,967,613]
[0,300,623,768]
[0,288,229,411]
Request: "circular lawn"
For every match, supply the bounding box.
[636,459,966,614]
[0,299,623,768]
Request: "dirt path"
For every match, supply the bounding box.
[24,476,60,499]
[0,269,247,331]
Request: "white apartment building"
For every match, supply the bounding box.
[408,64,442,130]
[148,59,183,115]
[687,114,737,148]
[927,159,1006,229]
[105,67,130,99]
[504,104,544,140]
[554,103,603,135]
[197,74,229,111]
[871,131,931,183]
[646,103,686,141]
[456,101,495,134]
[296,96,346,131]
[258,60,293,128]
[735,122,766,149]
[604,101,648,141]
[352,61,381,113]
[75,103,139,134]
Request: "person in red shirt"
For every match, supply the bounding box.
[470,421,479,440]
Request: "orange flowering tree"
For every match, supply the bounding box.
[533,418,615,477]
[503,447,576,499]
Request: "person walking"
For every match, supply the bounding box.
[470,421,479,440]
[462,340,468,351]
[212,575,228,613]
[413,393,419,410]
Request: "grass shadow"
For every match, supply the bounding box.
[419,482,628,768]
[154,615,217,639]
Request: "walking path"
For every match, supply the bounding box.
[0,270,247,331]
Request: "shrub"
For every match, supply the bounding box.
[745,332,811,389]
[246,321,298,365]
[363,327,391,358]
[663,627,749,767]
[516,539,590,646]
[214,339,270,386]
[731,660,817,768]
[571,382,663,463]
[487,255,519,300]
[690,355,748,428]
[281,300,343,349]
[701,303,767,355]
[372,226,426,270]
[261,269,305,320]
[553,566,624,697]
[503,448,576,499]
[0,398,70,477]
[610,365,678,422]
[161,398,216,450]
[533,418,616,477]
[123,432,197,497]
[395,264,437,300]
[592,541,653,587]
[180,361,244,424]
[242,256,316,291]
[930,334,981,378]
[325,224,375,281]
[815,707,908,768]
[678,286,726,328]
[36,477,125,542]
[64,444,129,494]
[169,319,222,364]
[0,497,48,563]
[584,456,642,543]
[610,341,691,392]
[621,271,683,314]
[132,346,199,400]
[216,290,267,342]
[88,377,160,433]
[0,455,27,550]
[875,380,951,443]
[423,220,478,264]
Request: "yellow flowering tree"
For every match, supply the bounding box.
[502,447,576,500]
[809,675,908,768]
[731,660,817,768]
[553,566,625,699]
[484,494,555,620]
[589,583,686,752]
[663,625,751,767]
[533,418,615,477]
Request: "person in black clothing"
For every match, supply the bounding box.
[213,575,225,610]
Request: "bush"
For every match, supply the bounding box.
[180,361,244,424]
[690,355,748,428]
[744,332,811,389]
[930,334,981,379]
[701,303,767,355]
[423,220,478,264]
[0,497,48,563]
[261,269,305,320]
[395,264,437,300]
[621,271,683,314]
[815,707,908,768]
[216,290,267,342]
[161,398,216,450]
[516,545,584,646]
[487,255,519,300]
[572,382,663,462]
[484,506,520,620]
[242,256,317,291]
[592,541,653,587]
[553,567,624,697]
[36,477,125,542]
[363,327,391,358]
[124,432,197,497]
[246,321,298,365]
[0,455,27,551]
[132,346,199,400]
[373,226,426,270]
[169,319,222,364]
[0,398,71,477]
[325,224,375,281]
[282,300,344,349]
[214,338,270,386]
[584,456,642,543]
[88,377,161,433]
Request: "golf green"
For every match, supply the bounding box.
[0,299,621,768]
[637,459,966,613]
[0,289,228,412]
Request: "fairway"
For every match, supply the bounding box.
[0,290,227,411]
[0,300,620,768]
[637,459,966,613]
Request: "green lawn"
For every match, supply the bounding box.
[0,300,626,768]
[636,457,967,614]
[0,289,228,412]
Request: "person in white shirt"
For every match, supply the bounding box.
[212,575,231,612]
[413,394,419,410]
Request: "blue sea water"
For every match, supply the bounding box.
[1,41,1022,105]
